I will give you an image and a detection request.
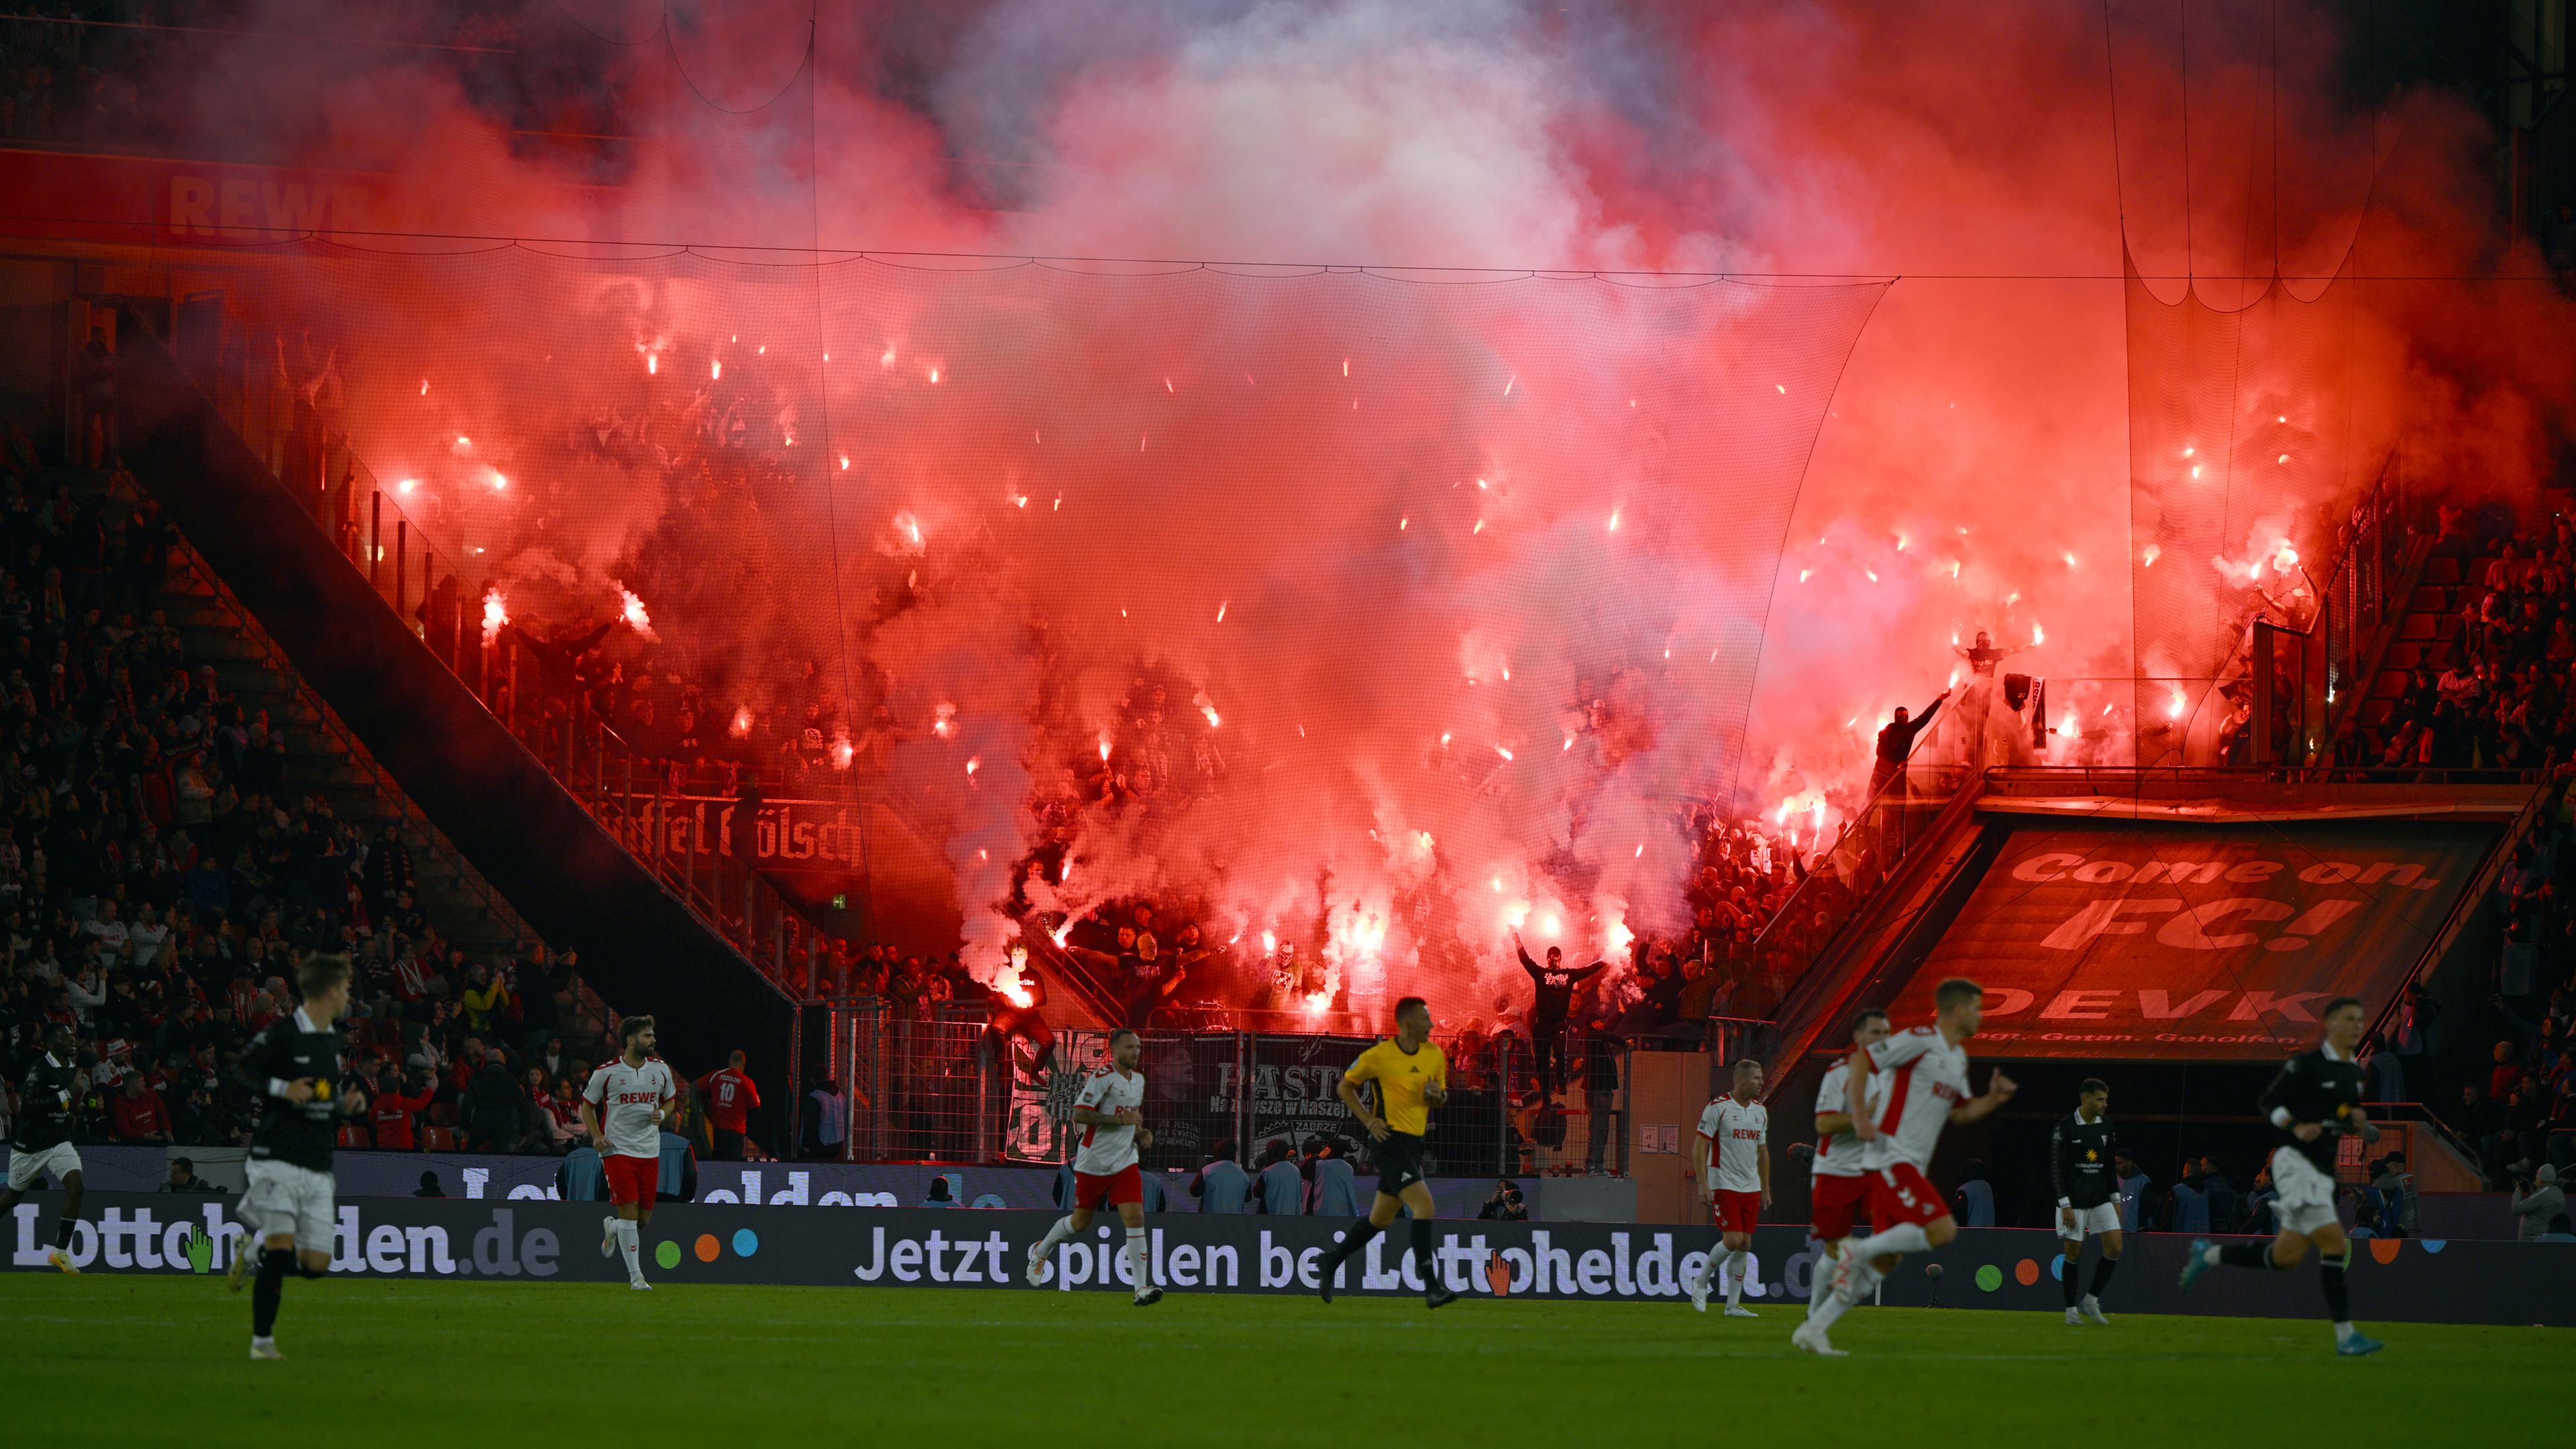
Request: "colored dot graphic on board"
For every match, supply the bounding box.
[1974,1264,2004,1292]
[732,1229,760,1258]
[695,1234,722,1263]
[2014,1258,2041,1286]
[654,1240,682,1270]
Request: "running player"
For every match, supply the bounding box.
[1800,1008,1890,1328]
[2178,996,2385,1356]
[1317,996,1457,1309]
[1688,1057,1769,1316]
[1,1024,86,1273]
[582,1016,678,1291]
[1792,978,2016,1356]
[2052,1077,2122,1326]
[1024,1027,1164,1305]
[225,955,366,1360]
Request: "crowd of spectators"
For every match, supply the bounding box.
[0,453,655,1165]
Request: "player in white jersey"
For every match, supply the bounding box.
[581,1015,678,1291]
[1687,1058,1770,1317]
[1792,979,2016,1356]
[1800,1008,1891,1335]
[1024,1028,1163,1305]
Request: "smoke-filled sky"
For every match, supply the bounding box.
[114,0,2576,1012]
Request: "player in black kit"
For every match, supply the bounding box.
[2051,1077,2121,1326]
[2178,996,2385,1356]
[224,955,367,1360]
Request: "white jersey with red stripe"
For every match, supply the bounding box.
[1811,1052,1882,1181]
[1071,1066,1146,1175]
[1860,1025,1972,1172]
[1696,1095,1767,1191]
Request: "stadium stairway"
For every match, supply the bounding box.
[149,503,620,1040]
[107,307,803,1133]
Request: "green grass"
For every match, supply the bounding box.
[1,1275,2564,1447]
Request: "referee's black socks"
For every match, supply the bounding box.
[1409,1220,1437,1293]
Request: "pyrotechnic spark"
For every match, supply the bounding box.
[2183,446,2195,456]
[839,456,850,470]
[928,368,941,384]
[479,588,508,645]
[1202,705,1221,728]
[1799,569,1811,582]
[1949,560,1962,578]
[1864,570,1878,582]
[1562,737,1574,751]
[615,584,655,639]
[897,513,923,547]
[1440,733,1452,747]
[1140,433,1148,451]
[881,347,896,366]
[1896,535,1909,550]
[730,706,752,739]
[646,353,657,375]
[1399,518,1407,530]
[489,471,508,491]
[1503,376,1515,396]
[2277,415,2287,423]
[966,756,981,775]
[2006,592,2021,604]
[2167,692,2188,720]
[1476,478,1488,490]
[1262,931,1277,953]
[1417,831,1434,850]
[1215,602,1228,623]
[2141,545,2161,566]
[2061,553,2076,568]
[397,479,418,495]
[2278,454,2291,464]
[710,360,721,380]
[1775,383,1786,394]
[1342,358,1349,377]
[418,380,427,396]
[1098,735,1112,762]
[1495,745,1513,761]
[932,703,957,738]
[1607,510,1620,532]
[453,436,471,452]
[757,345,764,355]
[2031,622,2045,645]
[1500,666,1510,681]
[1473,519,1485,534]
[1053,496,1061,511]
[2190,465,2202,478]
[831,732,853,770]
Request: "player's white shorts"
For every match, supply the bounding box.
[2058,1201,2122,1238]
[240,1159,337,1247]
[5,1142,80,1191]
[2268,1146,2339,1238]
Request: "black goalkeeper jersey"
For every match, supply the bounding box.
[14,1053,77,1150]
[2257,1044,2369,1175]
[2049,1111,2117,1209]
[234,1009,345,1173]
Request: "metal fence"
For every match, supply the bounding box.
[822,1010,1638,1177]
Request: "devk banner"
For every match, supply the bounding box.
[1887,818,2496,1060]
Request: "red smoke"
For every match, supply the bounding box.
[99,1,2575,1018]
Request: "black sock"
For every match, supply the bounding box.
[2320,1253,2351,1323]
[252,1248,291,1338]
[2089,1255,2119,1297]
[1409,1219,1438,1293]
[2061,1253,2082,1307]
[1328,1218,1381,1265]
[54,1218,74,1250]
[2217,1240,2277,1270]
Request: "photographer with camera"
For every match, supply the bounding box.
[2510,1162,2565,1241]
[1476,1177,1529,1222]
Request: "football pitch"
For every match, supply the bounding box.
[2,1275,2564,1447]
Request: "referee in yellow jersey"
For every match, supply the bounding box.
[1320,996,1458,1308]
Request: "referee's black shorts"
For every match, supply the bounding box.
[1371,1131,1427,1195]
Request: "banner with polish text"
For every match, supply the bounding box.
[1884,818,2498,1061]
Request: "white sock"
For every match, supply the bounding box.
[1808,1281,1857,1330]
[1724,1250,1748,1307]
[1692,1251,1721,1292]
[1847,1222,1931,1259]
[1034,1215,1077,1257]
[616,1220,642,1279]
[1124,1228,1150,1295]
[2333,1321,2355,1345]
